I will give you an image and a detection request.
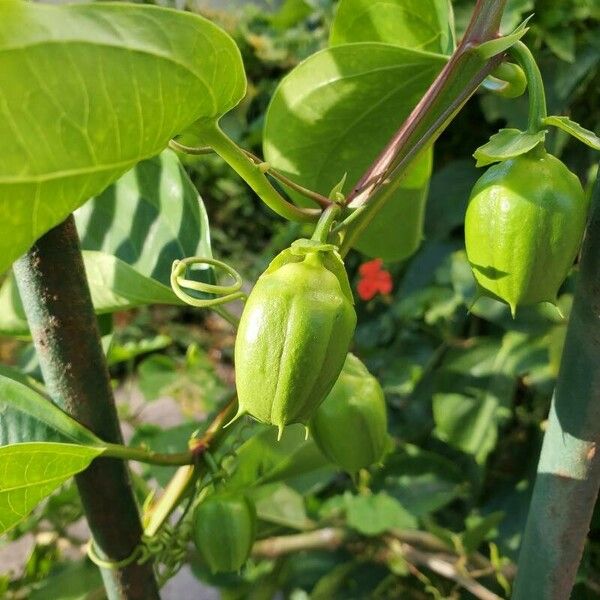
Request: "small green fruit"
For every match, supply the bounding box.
[234,239,356,437]
[193,493,256,574]
[310,353,388,473]
[465,150,588,315]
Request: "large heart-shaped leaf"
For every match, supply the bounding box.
[0,150,214,335]
[263,43,445,260]
[0,373,101,446]
[75,149,213,288]
[0,1,244,274]
[331,0,455,55]
[0,442,104,534]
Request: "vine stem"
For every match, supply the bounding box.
[195,122,322,222]
[338,0,509,255]
[12,217,160,600]
[513,170,600,599]
[508,41,547,132]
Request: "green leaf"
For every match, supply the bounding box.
[107,334,172,366]
[0,374,101,446]
[29,560,103,600]
[462,511,504,554]
[425,160,480,240]
[0,442,104,535]
[0,150,214,335]
[269,0,312,29]
[432,333,538,463]
[345,492,417,536]
[544,28,576,63]
[475,20,530,59]
[0,1,244,275]
[137,354,179,402]
[473,128,546,167]
[373,445,465,516]
[263,43,445,260]
[75,149,214,292]
[330,0,455,55]
[250,483,313,530]
[543,116,600,150]
[228,425,329,489]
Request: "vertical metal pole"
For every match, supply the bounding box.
[513,170,600,599]
[13,216,160,600]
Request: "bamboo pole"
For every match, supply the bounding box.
[513,170,600,599]
[13,216,160,600]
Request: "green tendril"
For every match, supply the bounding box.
[171,256,246,309]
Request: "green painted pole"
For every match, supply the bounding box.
[13,216,160,600]
[513,170,600,600]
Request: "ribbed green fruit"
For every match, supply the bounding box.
[310,353,388,473]
[234,239,356,437]
[465,150,588,316]
[192,494,256,574]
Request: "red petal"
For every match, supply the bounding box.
[359,259,383,277]
[357,279,378,300]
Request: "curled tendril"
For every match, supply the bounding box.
[87,519,193,586]
[170,256,246,308]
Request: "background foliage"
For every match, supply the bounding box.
[0,0,598,598]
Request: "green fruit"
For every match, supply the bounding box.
[310,353,388,473]
[465,149,588,315]
[234,239,356,437]
[193,493,256,574]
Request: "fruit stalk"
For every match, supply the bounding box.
[513,170,600,599]
[12,216,160,600]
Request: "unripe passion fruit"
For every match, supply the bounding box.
[234,239,356,437]
[310,353,388,473]
[465,150,588,315]
[193,493,256,574]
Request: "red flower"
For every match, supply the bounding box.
[357,259,393,301]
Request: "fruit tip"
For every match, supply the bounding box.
[223,407,245,429]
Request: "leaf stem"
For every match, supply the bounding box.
[141,398,238,535]
[170,138,332,209]
[311,204,342,243]
[508,41,547,132]
[101,397,238,467]
[194,122,322,222]
[102,443,194,466]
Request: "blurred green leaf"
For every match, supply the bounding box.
[251,483,313,530]
[373,445,465,516]
[228,425,329,490]
[345,492,417,535]
[462,511,504,553]
[29,560,103,600]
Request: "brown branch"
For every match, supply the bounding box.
[251,527,509,599]
[396,541,503,600]
[252,527,347,558]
